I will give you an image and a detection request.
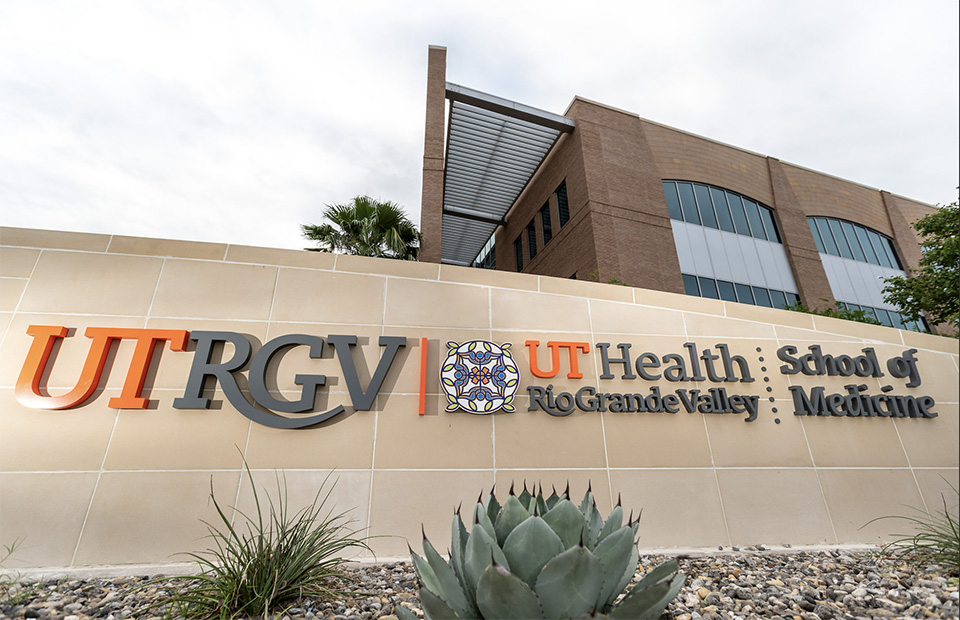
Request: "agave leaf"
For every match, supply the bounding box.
[592,527,636,610]
[395,605,419,620]
[476,562,545,620]
[420,586,462,620]
[502,516,565,587]
[451,511,469,577]
[423,537,474,618]
[464,523,510,592]
[536,491,549,516]
[579,488,594,516]
[609,579,670,620]
[545,487,561,510]
[473,502,496,542]
[613,544,640,602]
[597,505,623,545]
[485,492,501,526]
[535,546,604,619]
[411,549,443,599]
[495,495,531,546]
[614,573,685,620]
[518,483,533,508]
[450,513,476,612]
[588,503,603,549]
[636,558,679,590]
[542,499,588,549]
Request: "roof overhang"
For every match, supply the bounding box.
[440,83,574,266]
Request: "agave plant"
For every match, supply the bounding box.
[398,484,684,620]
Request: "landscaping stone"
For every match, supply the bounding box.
[0,549,957,619]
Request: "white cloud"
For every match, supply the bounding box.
[0,0,956,250]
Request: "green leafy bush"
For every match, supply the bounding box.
[400,484,684,619]
[783,300,882,326]
[155,467,370,619]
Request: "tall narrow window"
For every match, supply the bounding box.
[527,220,537,260]
[556,181,570,227]
[540,202,552,244]
[514,238,523,272]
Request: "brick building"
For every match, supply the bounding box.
[419,46,937,332]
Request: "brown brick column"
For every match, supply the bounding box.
[419,46,446,263]
[880,191,924,273]
[565,101,683,293]
[766,157,836,310]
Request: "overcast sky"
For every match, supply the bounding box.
[1,1,957,250]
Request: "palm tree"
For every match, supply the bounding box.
[301,196,421,260]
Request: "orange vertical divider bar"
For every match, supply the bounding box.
[418,337,428,415]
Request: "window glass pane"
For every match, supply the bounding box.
[874,308,893,327]
[676,183,701,225]
[808,219,826,252]
[717,280,737,302]
[682,274,701,296]
[556,181,570,227]
[710,187,735,233]
[662,182,683,221]
[862,306,879,322]
[882,237,902,269]
[725,192,750,235]
[693,184,718,229]
[889,311,905,330]
[840,221,865,262]
[815,218,839,256]
[867,230,893,268]
[742,198,768,240]
[698,277,720,299]
[759,207,781,242]
[785,292,800,306]
[769,289,788,309]
[735,283,755,304]
[828,219,852,258]
[514,238,523,271]
[540,203,552,245]
[527,221,537,259]
[855,225,879,265]
[752,286,772,307]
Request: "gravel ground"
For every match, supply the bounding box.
[1,549,957,620]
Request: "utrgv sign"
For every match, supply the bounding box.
[16,325,406,429]
[14,327,938,428]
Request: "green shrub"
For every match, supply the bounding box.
[870,482,959,575]
[783,300,882,326]
[154,467,370,619]
[399,484,684,619]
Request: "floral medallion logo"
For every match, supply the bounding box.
[440,340,520,414]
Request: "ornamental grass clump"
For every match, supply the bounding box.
[155,467,370,619]
[400,483,684,620]
[871,482,959,575]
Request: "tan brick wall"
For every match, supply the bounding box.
[497,119,594,278]
[642,121,775,206]
[1,227,956,567]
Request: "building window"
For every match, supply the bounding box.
[807,217,902,269]
[514,238,523,272]
[471,234,496,270]
[681,273,926,332]
[540,202,552,244]
[663,181,782,243]
[556,181,570,228]
[527,220,537,259]
[681,273,799,309]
